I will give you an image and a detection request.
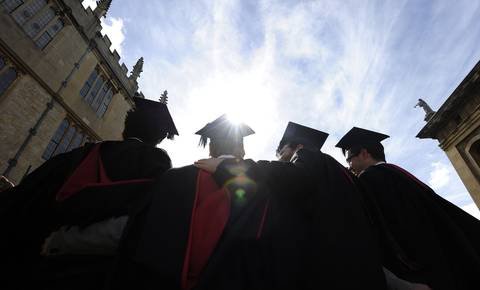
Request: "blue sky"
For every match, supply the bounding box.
[83,0,480,218]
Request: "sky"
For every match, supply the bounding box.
[83,0,480,219]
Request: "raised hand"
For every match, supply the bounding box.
[194,158,225,173]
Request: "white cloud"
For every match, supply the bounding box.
[100,17,126,56]
[82,0,96,10]
[428,161,451,190]
[461,202,480,220]
[107,0,480,215]
[81,1,126,56]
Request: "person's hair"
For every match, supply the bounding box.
[122,109,168,146]
[209,138,245,158]
[351,143,386,162]
[276,140,300,155]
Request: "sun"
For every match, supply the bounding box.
[191,72,276,127]
[226,112,244,125]
[188,71,279,159]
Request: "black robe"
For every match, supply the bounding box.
[109,162,271,290]
[0,139,171,289]
[196,149,387,290]
[358,163,480,290]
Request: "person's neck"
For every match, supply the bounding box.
[358,159,384,176]
[365,159,380,168]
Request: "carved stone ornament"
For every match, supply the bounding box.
[415,98,436,121]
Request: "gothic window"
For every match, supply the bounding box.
[24,7,55,38]
[97,88,114,117]
[35,19,64,49]
[0,68,17,96]
[1,0,23,13]
[42,119,68,160]
[92,82,110,111]
[42,119,93,160]
[5,0,63,50]
[469,138,480,167]
[0,54,18,97]
[69,130,85,150]
[11,0,46,26]
[86,75,105,104]
[80,68,99,97]
[79,67,115,117]
[55,125,76,155]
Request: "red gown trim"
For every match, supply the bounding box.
[181,170,231,290]
[256,199,270,240]
[56,143,152,202]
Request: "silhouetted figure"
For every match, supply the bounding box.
[337,126,480,290]
[1,97,178,290]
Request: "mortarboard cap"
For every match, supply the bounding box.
[195,114,255,147]
[277,122,329,152]
[132,97,179,139]
[335,127,389,155]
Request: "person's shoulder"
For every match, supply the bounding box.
[51,142,96,160]
[359,163,392,182]
[155,165,198,186]
[296,148,317,158]
[150,147,171,159]
[365,163,409,176]
[243,158,257,165]
[131,142,171,161]
[164,164,197,176]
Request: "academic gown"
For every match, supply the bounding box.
[109,162,271,290]
[358,163,480,290]
[198,149,387,290]
[0,139,171,289]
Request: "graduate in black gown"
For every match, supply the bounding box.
[195,122,388,290]
[0,96,178,289]
[109,114,270,290]
[336,127,480,290]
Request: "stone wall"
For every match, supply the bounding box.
[439,83,480,206]
[445,144,480,207]
[0,75,65,184]
[0,1,136,182]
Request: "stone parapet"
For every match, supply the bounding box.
[61,0,137,98]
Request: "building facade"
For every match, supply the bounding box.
[0,0,144,183]
[417,60,480,208]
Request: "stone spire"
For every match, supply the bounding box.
[159,90,168,104]
[94,0,112,18]
[129,57,144,82]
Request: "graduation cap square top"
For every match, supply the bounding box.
[133,97,178,138]
[277,122,329,152]
[195,114,255,147]
[335,127,389,155]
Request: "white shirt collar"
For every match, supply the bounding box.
[126,137,144,143]
[218,154,236,159]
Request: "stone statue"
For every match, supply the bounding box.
[415,98,436,121]
[159,90,168,104]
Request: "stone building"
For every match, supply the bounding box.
[417,59,480,208]
[0,0,144,184]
